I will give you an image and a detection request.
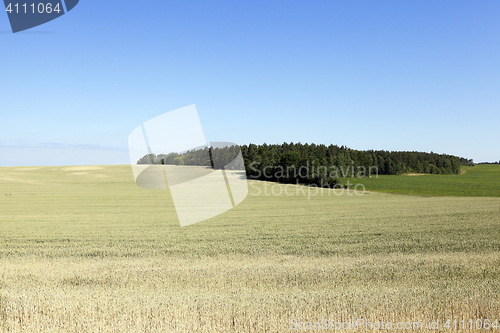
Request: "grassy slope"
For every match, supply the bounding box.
[340,164,500,197]
[0,165,499,332]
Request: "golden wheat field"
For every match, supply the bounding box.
[0,165,499,332]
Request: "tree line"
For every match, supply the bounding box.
[138,142,472,188]
[137,145,244,170]
[478,161,500,165]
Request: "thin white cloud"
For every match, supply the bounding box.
[0,144,129,167]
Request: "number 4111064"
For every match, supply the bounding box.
[6,3,62,14]
[444,319,499,330]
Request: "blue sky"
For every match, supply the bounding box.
[1,0,499,166]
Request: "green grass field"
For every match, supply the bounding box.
[0,165,499,332]
[340,164,500,197]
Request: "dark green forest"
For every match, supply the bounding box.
[138,143,473,188]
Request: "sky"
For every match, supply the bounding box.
[1,0,499,167]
